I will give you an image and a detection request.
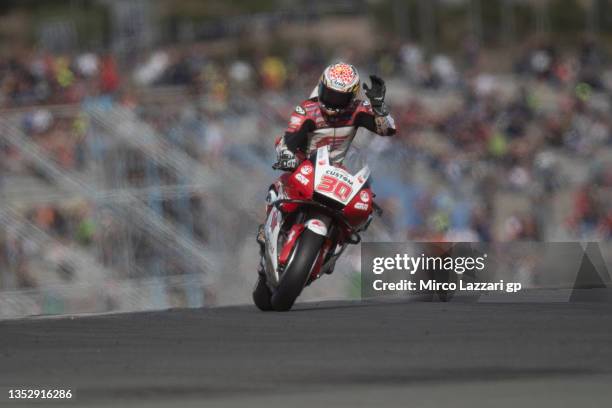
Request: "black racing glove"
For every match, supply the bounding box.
[363,75,389,116]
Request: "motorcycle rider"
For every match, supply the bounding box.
[274,62,396,170]
[257,62,396,251]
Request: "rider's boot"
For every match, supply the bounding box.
[256,224,265,255]
[256,224,266,278]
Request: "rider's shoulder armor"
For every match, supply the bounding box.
[286,99,320,132]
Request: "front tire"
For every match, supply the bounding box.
[271,229,324,311]
[253,275,273,311]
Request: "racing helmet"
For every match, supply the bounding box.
[318,62,360,115]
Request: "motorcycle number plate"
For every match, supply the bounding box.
[315,170,354,204]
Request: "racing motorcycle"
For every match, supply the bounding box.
[253,146,381,311]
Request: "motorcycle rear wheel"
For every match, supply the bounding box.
[271,229,324,311]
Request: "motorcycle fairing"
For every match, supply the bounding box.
[313,146,371,205]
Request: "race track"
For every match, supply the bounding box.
[1,292,612,407]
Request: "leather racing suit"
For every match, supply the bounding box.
[275,88,396,166]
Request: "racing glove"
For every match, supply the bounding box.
[363,75,390,116]
[273,148,298,171]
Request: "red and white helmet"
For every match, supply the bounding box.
[318,62,360,115]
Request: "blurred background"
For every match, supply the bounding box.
[1,0,612,318]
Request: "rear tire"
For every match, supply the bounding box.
[271,229,324,311]
[253,275,273,311]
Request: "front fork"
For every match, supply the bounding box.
[265,208,331,285]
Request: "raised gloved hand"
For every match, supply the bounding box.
[363,75,389,116]
[273,149,298,171]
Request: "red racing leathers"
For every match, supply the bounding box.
[276,94,396,166]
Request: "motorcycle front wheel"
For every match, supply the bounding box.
[252,274,273,311]
[271,229,324,311]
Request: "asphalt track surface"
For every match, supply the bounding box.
[1,292,612,407]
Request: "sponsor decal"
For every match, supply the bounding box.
[360,190,369,202]
[354,202,369,211]
[290,116,302,125]
[295,105,306,115]
[300,164,313,175]
[324,168,353,185]
[295,173,309,185]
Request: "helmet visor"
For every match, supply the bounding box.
[318,83,354,110]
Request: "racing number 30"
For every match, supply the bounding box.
[316,175,352,201]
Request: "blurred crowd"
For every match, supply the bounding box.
[371,87,612,242]
[370,39,612,242]
[0,52,120,107]
[2,37,612,293]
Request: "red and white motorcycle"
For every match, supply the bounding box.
[253,146,381,311]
